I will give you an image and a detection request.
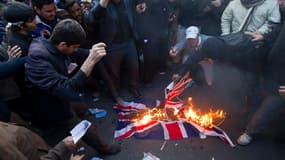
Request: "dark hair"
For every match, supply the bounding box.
[64,0,77,12]
[31,0,54,9]
[50,19,86,45]
[3,2,35,23]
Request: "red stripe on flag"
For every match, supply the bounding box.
[165,122,183,139]
[114,105,139,111]
[134,121,158,132]
[116,129,134,139]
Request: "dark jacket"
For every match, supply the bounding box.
[0,57,26,78]
[0,57,25,101]
[6,30,32,57]
[134,0,171,40]
[5,29,33,95]
[89,0,138,45]
[25,38,89,101]
[263,23,285,95]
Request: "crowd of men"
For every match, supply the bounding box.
[0,0,285,159]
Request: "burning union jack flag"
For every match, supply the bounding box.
[114,78,235,147]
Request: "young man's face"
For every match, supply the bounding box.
[81,2,91,10]
[25,17,37,32]
[69,3,83,23]
[35,3,56,21]
[187,38,199,48]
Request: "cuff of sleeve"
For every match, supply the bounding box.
[75,70,88,81]
[54,141,71,156]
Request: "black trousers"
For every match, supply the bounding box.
[104,40,139,90]
[141,38,169,83]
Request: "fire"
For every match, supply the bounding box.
[132,97,226,128]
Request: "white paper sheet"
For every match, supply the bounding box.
[70,120,91,143]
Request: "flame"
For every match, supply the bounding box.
[132,97,226,128]
[140,114,152,124]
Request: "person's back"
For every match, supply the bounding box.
[0,121,50,160]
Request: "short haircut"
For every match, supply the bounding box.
[31,0,54,9]
[64,0,78,12]
[50,19,86,45]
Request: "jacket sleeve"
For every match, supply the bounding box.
[0,57,26,79]
[40,142,70,160]
[88,0,108,23]
[177,50,205,76]
[173,37,187,54]
[0,140,28,160]
[221,1,234,35]
[25,50,87,101]
[256,0,281,35]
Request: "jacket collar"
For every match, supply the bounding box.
[240,0,265,8]
[41,38,65,57]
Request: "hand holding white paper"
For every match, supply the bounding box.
[70,120,91,144]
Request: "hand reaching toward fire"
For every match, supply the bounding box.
[172,72,190,83]
[244,31,264,42]
[169,47,179,57]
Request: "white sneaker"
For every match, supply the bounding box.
[237,133,252,146]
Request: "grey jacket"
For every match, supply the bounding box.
[221,0,281,35]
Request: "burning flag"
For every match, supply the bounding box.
[114,78,235,147]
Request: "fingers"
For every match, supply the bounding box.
[244,32,263,42]
[279,86,285,89]
[244,31,254,36]
[169,48,178,56]
[70,154,85,160]
[251,37,259,42]
[172,74,181,83]
[136,3,146,13]
[8,45,22,59]
[89,42,107,62]
[100,0,110,8]
[92,43,107,56]
[93,42,106,48]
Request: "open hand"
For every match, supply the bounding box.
[7,45,22,60]
[244,31,264,42]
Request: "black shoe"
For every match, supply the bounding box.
[129,88,142,98]
[98,144,121,155]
